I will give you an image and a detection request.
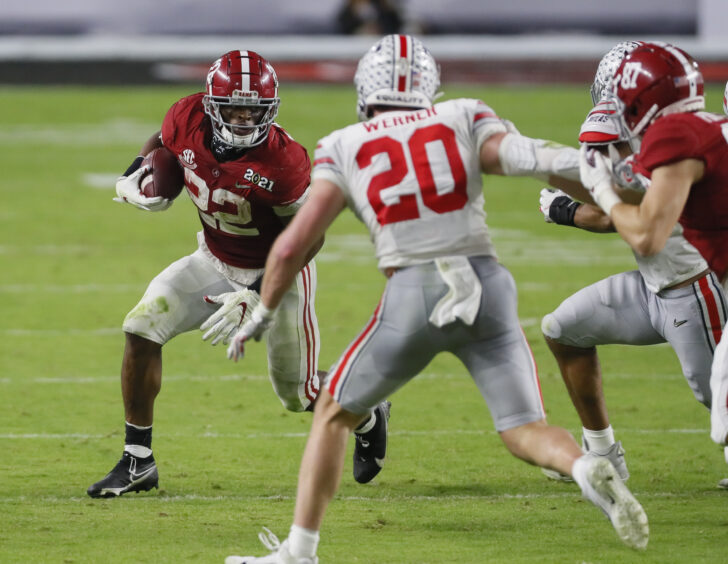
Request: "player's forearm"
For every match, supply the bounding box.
[260,234,310,310]
[574,203,615,233]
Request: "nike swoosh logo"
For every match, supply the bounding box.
[673,319,688,327]
[129,462,156,481]
[374,457,385,468]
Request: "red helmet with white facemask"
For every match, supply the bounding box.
[203,50,280,149]
[606,42,704,150]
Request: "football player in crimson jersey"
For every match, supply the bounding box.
[538,42,727,487]
[578,42,728,484]
[223,35,648,563]
[87,50,390,499]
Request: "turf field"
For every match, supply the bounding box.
[1,82,726,563]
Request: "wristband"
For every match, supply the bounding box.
[548,196,581,226]
[595,188,622,217]
[122,155,144,177]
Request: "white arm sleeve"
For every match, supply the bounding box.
[497,133,580,182]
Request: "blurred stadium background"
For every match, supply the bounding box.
[1,0,728,85]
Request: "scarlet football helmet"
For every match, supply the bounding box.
[354,34,441,121]
[203,50,280,149]
[590,41,644,105]
[606,42,704,150]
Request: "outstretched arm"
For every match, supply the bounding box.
[479,131,596,204]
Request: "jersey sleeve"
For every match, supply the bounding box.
[639,118,704,172]
[311,133,347,191]
[160,98,189,151]
[270,138,312,217]
[470,99,508,150]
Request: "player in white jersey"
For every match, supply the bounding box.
[538,43,727,486]
[221,35,648,563]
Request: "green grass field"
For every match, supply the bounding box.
[1,82,726,563]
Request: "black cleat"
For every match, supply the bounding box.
[353,401,391,484]
[87,451,159,498]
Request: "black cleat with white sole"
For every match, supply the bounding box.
[353,401,391,484]
[87,451,159,498]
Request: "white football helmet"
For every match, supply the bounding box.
[723,80,728,115]
[590,41,644,105]
[354,34,441,121]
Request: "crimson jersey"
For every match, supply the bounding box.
[636,111,728,280]
[161,93,311,269]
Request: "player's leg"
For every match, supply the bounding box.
[661,272,727,486]
[265,261,391,484]
[540,271,663,481]
[458,259,647,548]
[226,273,434,563]
[711,325,728,436]
[264,262,320,412]
[662,272,726,409]
[87,250,234,498]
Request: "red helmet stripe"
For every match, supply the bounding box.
[397,35,409,92]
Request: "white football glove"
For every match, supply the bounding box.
[200,289,261,346]
[579,145,621,216]
[226,303,275,361]
[539,188,570,223]
[114,166,171,211]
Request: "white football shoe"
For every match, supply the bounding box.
[717,446,728,489]
[542,437,629,483]
[580,457,649,550]
[583,437,630,482]
[225,528,318,564]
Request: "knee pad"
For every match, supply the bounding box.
[541,313,562,340]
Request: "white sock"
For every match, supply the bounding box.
[124,445,152,458]
[582,426,615,455]
[570,455,590,493]
[354,411,376,435]
[288,524,319,559]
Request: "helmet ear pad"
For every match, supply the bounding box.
[202,50,281,149]
[354,34,441,121]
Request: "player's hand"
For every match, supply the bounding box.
[114,166,171,211]
[201,289,261,345]
[539,188,568,223]
[579,145,621,215]
[226,303,275,361]
[539,188,581,226]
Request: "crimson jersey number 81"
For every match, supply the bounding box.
[356,123,468,225]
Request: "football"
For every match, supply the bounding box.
[140,147,185,200]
